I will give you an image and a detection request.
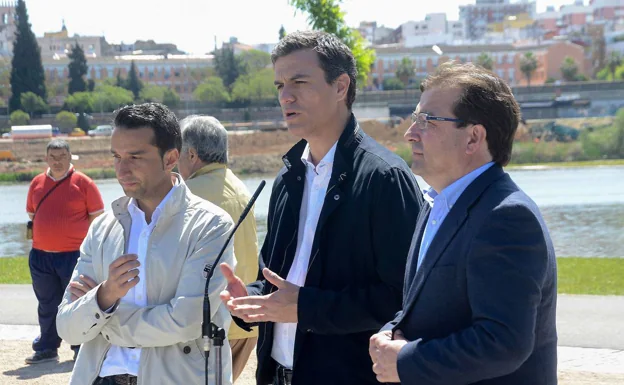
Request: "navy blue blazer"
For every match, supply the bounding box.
[382,164,558,385]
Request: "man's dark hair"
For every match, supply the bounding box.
[113,103,181,157]
[46,138,70,154]
[271,30,358,110]
[420,62,521,166]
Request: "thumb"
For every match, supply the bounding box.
[263,268,285,288]
[220,263,237,283]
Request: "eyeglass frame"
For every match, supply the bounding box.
[410,112,464,130]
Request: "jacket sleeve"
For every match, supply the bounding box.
[297,167,422,334]
[100,215,235,348]
[57,218,115,345]
[396,204,550,385]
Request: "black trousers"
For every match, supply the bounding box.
[29,248,80,351]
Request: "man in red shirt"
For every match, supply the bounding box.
[25,139,104,364]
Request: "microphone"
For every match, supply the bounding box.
[202,180,266,385]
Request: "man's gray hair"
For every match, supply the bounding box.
[46,138,70,154]
[180,115,228,164]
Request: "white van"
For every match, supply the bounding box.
[89,125,113,137]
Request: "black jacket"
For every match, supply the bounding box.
[236,115,424,385]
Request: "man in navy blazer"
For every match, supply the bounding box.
[369,63,558,385]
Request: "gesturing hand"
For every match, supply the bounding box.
[97,254,140,311]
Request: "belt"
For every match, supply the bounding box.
[94,374,138,385]
[275,363,293,385]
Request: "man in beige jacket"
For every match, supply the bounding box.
[179,115,259,381]
[57,103,235,385]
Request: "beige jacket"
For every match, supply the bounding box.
[57,175,235,385]
[185,163,259,341]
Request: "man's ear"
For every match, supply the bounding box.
[164,149,180,172]
[334,73,350,103]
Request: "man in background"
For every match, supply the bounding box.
[25,138,104,364]
[179,114,259,382]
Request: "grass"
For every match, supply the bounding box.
[0,168,116,183]
[1,256,623,295]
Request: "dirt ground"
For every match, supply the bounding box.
[2,340,624,384]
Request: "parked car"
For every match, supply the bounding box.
[69,128,86,137]
[88,125,113,137]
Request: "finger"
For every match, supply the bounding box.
[69,282,90,295]
[79,275,98,289]
[70,293,78,301]
[394,330,407,341]
[220,290,232,304]
[245,314,272,322]
[230,295,268,307]
[116,268,140,284]
[120,275,140,290]
[220,263,238,284]
[262,268,285,289]
[68,286,87,298]
[230,304,266,317]
[111,254,138,268]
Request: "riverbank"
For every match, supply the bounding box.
[2,256,623,295]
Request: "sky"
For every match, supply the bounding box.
[23,0,585,54]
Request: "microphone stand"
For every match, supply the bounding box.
[202,180,266,385]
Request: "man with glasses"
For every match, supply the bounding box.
[369,63,557,385]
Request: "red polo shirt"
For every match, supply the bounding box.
[26,167,105,252]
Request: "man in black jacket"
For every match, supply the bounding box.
[220,31,423,385]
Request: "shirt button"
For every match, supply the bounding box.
[334,194,340,201]
[95,313,100,319]
[297,176,302,181]
[432,220,437,225]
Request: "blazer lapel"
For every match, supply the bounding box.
[399,164,507,321]
[403,204,430,300]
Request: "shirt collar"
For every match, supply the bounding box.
[187,163,227,180]
[300,141,338,173]
[425,162,494,210]
[46,164,74,182]
[128,175,180,224]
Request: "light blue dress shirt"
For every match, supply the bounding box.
[417,162,494,271]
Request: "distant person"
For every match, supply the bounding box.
[178,115,259,382]
[57,103,235,385]
[369,62,558,385]
[25,139,105,364]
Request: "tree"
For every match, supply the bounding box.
[279,25,287,40]
[77,112,91,133]
[560,56,579,82]
[20,92,47,116]
[10,0,46,112]
[55,111,78,133]
[67,42,88,94]
[239,50,272,74]
[126,61,143,99]
[476,52,494,71]
[231,68,278,104]
[213,47,244,89]
[65,91,94,113]
[9,110,29,126]
[115,70,125,88]
[88,79,95,92]
[163,88,180,108]
[140,84,167,103]
[194,77,230,104]
[92,84,134,112]
[520,52,538,87]
[289,0,376,85]
[607,51,622,82]
[395,57,415,86]
[382,77,404,90]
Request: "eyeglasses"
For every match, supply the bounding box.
[411,112,464,130]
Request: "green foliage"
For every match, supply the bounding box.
[289,0,376,85]
[55,110,77,133]
[214,47,245,89]
[77,112,90,132]
[139,84,181,108]
[580,108,624,159]
[607,51,622,81]
[383,77,405,90]
[476,52,493,70]
[596,54,624,81]
[395,57,415,86]
[239,49,272,74]
[560,56,579,82]
[231,68,277,104]
[20,92,47,115]
[10,0,46,111]
[279,25,287,40]
[126,61,143,100]
[520,51,538,86]
[163,88,180,108]
[65,91,94,113]
[9,109,29,126]
[92,85,134,112]
[194,77,230,104]
[67,43,88,94]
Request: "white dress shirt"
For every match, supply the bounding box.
[271,142,337,369]
[99,180,179,377]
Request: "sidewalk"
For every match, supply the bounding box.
[1,285,623,384]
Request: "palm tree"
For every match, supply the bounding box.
[520,52,538,87]
[560,56,578,82]
[476,52,493,71]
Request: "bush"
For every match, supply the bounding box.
[55,111,78,133]
[9,110,29,126]
[580,109,624,159]
[383,77,404,90]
